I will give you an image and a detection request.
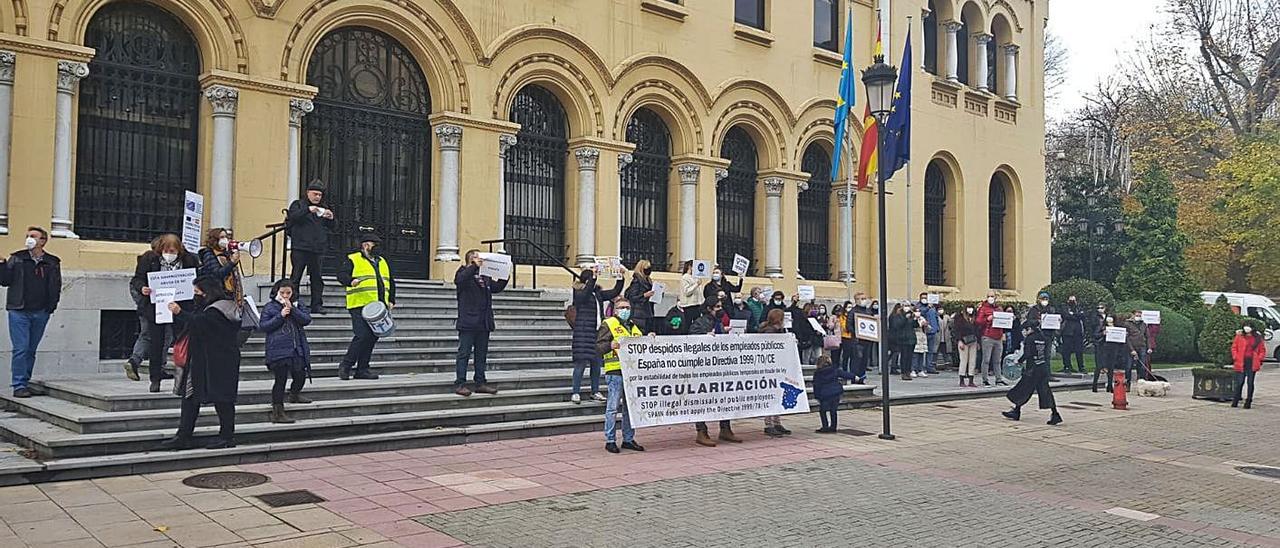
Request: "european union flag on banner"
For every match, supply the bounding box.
[879,29,912,182]
[830,12,856,180]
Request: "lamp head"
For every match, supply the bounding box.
[861,62,898,118]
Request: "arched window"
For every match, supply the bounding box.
[75,2,201,242]
[956,16,972,85]
[303,27,432,278]
[506,85,568,265]
[923,1,939,75]
[799,144,832,280]
[924,162,947,286]
[621,108,672,270]
[989,174,1009,289]
[718,127,758,274]
[991,15,1014,96]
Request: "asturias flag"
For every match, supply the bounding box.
[830,11,856,181]
[879,29,912,182]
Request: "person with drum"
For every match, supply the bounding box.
[337,234,395,380]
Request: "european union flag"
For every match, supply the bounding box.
[830,11,855,181]
[879,29,912,182]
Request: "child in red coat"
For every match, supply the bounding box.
[1230,326,1266,409]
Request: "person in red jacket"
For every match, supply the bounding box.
[1231,325,1266,409]
[974,292,1008,386]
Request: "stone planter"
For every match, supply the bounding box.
[1191,367,1238,401]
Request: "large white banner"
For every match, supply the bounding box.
[616,334,810,428]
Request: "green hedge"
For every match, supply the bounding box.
[1114,300,1197,362]
[1198,294,1268,364]
[1039,279,1116,312]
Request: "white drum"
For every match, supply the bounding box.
[361,301,396,337]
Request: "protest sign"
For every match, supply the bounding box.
[855,314,880,342]
[992,311,1015,329]
[1142,310,1162,325]
[728,319,747,332]
[808,317,826,336]
[478,253,512,280]
[927,293,940,305]
[616,334,810,428]
[692,260,712,279]
[1105,327,1128,343]
[182,191,203,254]
[147,269,196,302]
[732,254,750,276]
[593,256,625,279]
[797,285,815,301]
[1040,314,1062,330]
[153,288,176,325]
[650,282,666,304]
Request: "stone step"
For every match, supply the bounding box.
[250,314,570,330]
[235,344,570,364]
[239,333,572,352]
[130,356,576,381]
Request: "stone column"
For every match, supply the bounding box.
[0,51,14,235]
[1003,44,1020,101]
[574,147,600,266]
[763,177,784,278]
[496,134,516,252]
[51,60,88,238]
[286,98,313,204]
[434,124,463,261]
[975,34,993,92]
[204,84,239,229]
[837,186,854,282]
[944,21,963,83]
[676,164,699,263]
[616,153,633,253]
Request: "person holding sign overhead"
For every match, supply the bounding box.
[453,250,507,396]
[130,234,200,392]
[703,265,743,312]
[3,227,62,398]
[569,265,624,404]
[337,233,395,382]
[595,298,645,453]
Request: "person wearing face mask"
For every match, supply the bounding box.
[126,236,174,384]
[1092,304,1111,386]
[1231,324,1265,409]
[952,305,979,387]
[259,279,313,424]
[974,292,1007,386]
[744,287,766,333]
[130,233,200,392]
[159,277,242,450]
[702,266,743,311]
[1121,310,1149,389]
[766,290,788,314]
[677,260,703,329]
[2,227,61,398]
[847,294,874,383]
[1025,291,1058,366]
[826,304,845,366]
[285,180,335,314]
[917,293,941,375]
[1059,295,1087,374]
[885,303,916,381]
[337,233,395,382]
[624,259,658,335]
[570,266,624,404]
[1093,313,1126,393]
[1002,319,1063,426]
[198,227,254,345]
[792,302,822,365]
[728,293,752,332]
[455,249,507,396]
[689,297,741,446]
[595,298,646,453]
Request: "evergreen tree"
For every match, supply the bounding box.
[1114,167,1202,313]
[1050,174,1126,288]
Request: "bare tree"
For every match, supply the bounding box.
[1044,30,1069,103]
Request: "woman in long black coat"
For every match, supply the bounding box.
[570,268,623,403]
[159,277,243,450]
[1002,320,1062,426]
[624,259,657,334]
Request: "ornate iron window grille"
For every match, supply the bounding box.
[621,108,671,271]
[799,145,832,280]
[924,163,947,286]
[506,85,568,266]
[718,127,757,274]
[989,177,1008,289]
[303,27,433,279]
[75,2,201,243]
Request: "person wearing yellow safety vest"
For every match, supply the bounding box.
[595,299,646,454]
[336,234,395,381]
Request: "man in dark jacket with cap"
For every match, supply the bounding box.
[453,249,508,396]
[286,180,334,313]
[336,233,394,380]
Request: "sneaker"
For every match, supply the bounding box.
[474,384,498,395]
[12,388,32,398]
[454,385,473,397]
[591,392,606,402]
[919,372,929,378]
[621,441,645,452]
[910,371,918,378]
[571,393,581,404]
[605,442,620,454]
[124,359,140,382]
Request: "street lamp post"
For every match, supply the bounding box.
[861,55,898,441]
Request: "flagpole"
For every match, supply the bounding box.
[904,16,913,300]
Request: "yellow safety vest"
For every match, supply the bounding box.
[602,316,642,373]
[345,252,392,310]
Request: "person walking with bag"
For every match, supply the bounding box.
[1231,325,1265,409]
[337,234,394,381]
[130,234,200,392]
[454,250,507,396]
[1002,319,1063,426]
[3,227,61,398]
[258,279,313,423]
[160,277,242,450]
[595,298,645,453]
[570,266,624,404]
[285,180,335,314]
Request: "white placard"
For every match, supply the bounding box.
[728,319,747,332]
[1040,313,1062,330]
[147,269,197,303]
[992,311,1015,329]
[181,191,204,254]
[784,316,793,330]
[1105,327,1128,343]
[478,253,512,280]
[808,317,826,336]
[593,256,625,279]
[153,288,176,325]
[650,282,666,304]
[732,254,750,276]
[927,293,940,305]
[797,285,816,301]
[692,260,712,279]
[855,314,880,342]
[616,333,810,428]
[1142,310,1162,325]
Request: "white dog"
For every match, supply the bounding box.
[1135,379,1172,397]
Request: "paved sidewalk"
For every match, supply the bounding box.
[0,377,1274,547]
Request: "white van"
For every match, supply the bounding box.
[1201,292,1280,361]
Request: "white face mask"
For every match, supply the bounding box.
[218,237,230,249]
[1244,326,1254,334]
[987,297,996,304]
[861,299,871,307]
[712,274,722,281]
[1040,300,1050,307]
[162,252,178,263]
[24,237,37,250]
[965,307,975,315]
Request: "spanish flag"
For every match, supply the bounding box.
[856,28,884,190]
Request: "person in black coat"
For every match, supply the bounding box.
[286,180,335,313]
[886,303,916,381]
[159,277,242,450]
[129,234,200,392]
[454,249,508,396]
[702,265,743,312]
[623,259,657,334]
[3,226,61,398]
[1059,295,1087,374]
[1002,320,1063,426]
[570,267,624,403]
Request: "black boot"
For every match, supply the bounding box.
[205,437,235,450]
[1001,407,1021,421]
[1243,400,1252,409]
[1047,411,1063,426]
[288,392,312,404]
[1232,399,1240,408]
[158,436,193,451]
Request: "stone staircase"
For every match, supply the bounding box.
[0,278,876,482]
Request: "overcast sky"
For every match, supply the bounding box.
[1047,0,1166,120]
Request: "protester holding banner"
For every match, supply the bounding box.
[689,297,742,447]
[285,180,335,314]
[848,294,874,383]
[1002,318,1063,426]
[3,227,61,398]
[160,277,242,450]
[595,299,645,453]
[570,267,624,404]
[758,308,792,437]
[130,234,200,392]
[702,266,742,312]
[677,260,703,328]
[337,234,395,382]
[623,259,657,334]
[453,249,506,396]
[1093,313,1127,393]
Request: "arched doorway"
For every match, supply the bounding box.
[75,2,202,242]
[989,172,1012,289]
[302,27,432,278]
[505,84,569,265]
[799,143,832,280]
[621,107,671,270]
[718,127,758,274]
[924,161,948,286]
